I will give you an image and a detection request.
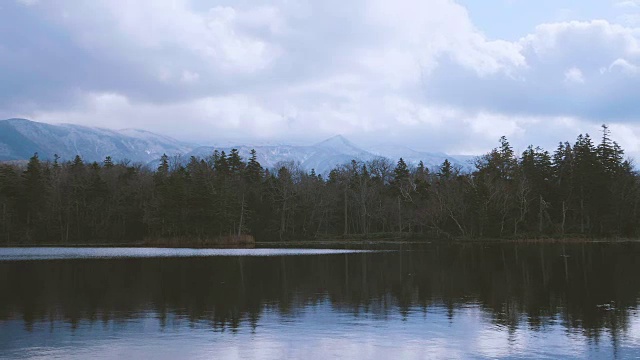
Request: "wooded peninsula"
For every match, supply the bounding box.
[0,125,637,245]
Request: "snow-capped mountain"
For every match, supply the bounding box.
[185,135,473,175]
[367,144,475,171]
[314,135,371,157]
[185,136,378,175]
[0,118,191,163]
[0,118,474,173]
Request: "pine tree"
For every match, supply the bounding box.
[393,158,410,183]
[551,142,574,235]
[438,159,453,179]
[71,155,84,170]
[245,149,264,183]
[214,151,230,176]
[572,134,599,233]
[520,146,553,233]
[597,124,618,175]
[21,153,47,240]
[228,149,245,175]
[0,165,20,243]
[157,154,169,176]
[416,161,426,176]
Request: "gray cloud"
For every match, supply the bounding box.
[2,0,640,157]
[425,21,640,121]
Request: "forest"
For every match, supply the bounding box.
[0,125,637,244]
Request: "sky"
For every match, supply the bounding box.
[2,0,640,157]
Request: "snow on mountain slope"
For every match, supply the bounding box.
[314,135,370,157]
[185,136,472,175]
[0,118,474,174]
[0,118,192,163]
[185,144,365,175]
[367,144,475,171]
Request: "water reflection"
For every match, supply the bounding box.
[1,243,639,359]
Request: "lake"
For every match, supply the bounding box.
[0,243,639,359]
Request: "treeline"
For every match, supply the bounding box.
[0,125,637,244]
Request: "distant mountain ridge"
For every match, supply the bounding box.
[185,134,473,174]
[0,118,474,173]
[0,118,192,164]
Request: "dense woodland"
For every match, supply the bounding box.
[0,125,638,244]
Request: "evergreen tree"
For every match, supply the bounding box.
[520,146,553,233]
[245,149,264,183]
[2,126,640,244]
[228,149,245,175]
[393,158,410,183]
[157,154,169,176]
[598,124,618,175]
[438,159,453,179]
[214,151,230,176]
[573,134,599,233]
[71,155,84,171]
[0,165,20,243]
[21,153,47,241]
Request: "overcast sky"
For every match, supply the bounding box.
[2,0,640,156]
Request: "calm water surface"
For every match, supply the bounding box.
[1,244,639,359]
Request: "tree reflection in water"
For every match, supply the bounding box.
[0,243,638,347]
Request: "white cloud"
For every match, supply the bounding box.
[5,1,640,156]
[16,0,39,6]
[616,0,640,8]
[54,0,281,75]
[608,58,640,73]
[180,70,200,84]
[30,92,286,142]
[564,67,585,83]
[364,0,525,78]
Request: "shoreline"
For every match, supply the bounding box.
[1,237,639,249]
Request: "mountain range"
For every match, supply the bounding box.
[0,118,474,174]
